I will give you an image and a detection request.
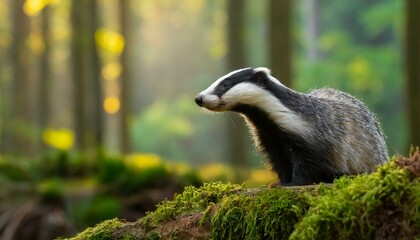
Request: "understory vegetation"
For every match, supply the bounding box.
[0,149,276,239]
[70,149,420,240]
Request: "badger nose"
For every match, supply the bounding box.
[195,95,203,106]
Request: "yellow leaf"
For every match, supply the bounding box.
[42,128,74,150]
[125,153,162,170]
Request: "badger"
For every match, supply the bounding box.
[195,67,389,186]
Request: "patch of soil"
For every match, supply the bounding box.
[371,199,413,240]
[154,212,211,240]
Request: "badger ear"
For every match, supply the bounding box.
[253,67,271,83]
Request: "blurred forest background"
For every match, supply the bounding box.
[0,0,419,239]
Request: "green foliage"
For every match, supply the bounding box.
[38,178,65,202]
[119,164,168,194]
[131,98,195,161]
[0,156,32,181]
[39,150,98,178]
[130,96,231,165]
[66,196,121,230]
[295,0,406,153]
[97,154,126,184]
[0,150,205,236]
[87,197,122,227]
[174,170,203,189]
[97,153,170,194]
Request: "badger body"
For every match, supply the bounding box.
[195,67,389,186]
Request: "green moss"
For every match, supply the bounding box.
[246,189,310,239]
[199,202,216,225]
[211,195,251,239]
[291,159,420,239]
[147,232,160,240]
[70,218,124,240]
[211,188,310,240]
[151,182,243,223]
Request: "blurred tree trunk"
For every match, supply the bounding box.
[304,0,320,61]
[227,0,249,182]
[5,0,32,155]
[269,0,292,87]
[71,0,102,153]
[39,5,51,150]
[406,0,420,147]
[89,0,103,150]
[119,0,132,154]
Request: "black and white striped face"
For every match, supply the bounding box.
[195,67,313,138]
[195,67,282,112]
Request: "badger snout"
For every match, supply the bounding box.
[194,93,224,111]
[194,95,203,106]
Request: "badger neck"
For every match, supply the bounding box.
[263,81,305,110]
[231,82,312,138]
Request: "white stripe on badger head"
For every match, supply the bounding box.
[222,82,312,136]
[267,75,285,87]
[200,68,251,96]
[253,67,285,87]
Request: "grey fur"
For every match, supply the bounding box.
[298,88,389,174]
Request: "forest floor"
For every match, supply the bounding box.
[69,149,420,240]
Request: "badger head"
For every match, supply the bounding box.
[194,67,281,112]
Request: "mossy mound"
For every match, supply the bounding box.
[211,188,310,239]
[68,150,420,240]
[66,218,127,240]
[291,150,420,239]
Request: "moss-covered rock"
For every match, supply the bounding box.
[292,163,419,239]
[68,150,420,240]
[68,218,126,240]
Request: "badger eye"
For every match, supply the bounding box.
[223,83,230,88]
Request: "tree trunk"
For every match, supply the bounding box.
[119,0,132,154]
[6,0,32,155]
[89,0,103,150]
[406,0,420,147]
[71,0,102,152]
[227,0,249,182]
[39,5,51,150]
[304,0,320,61]
[269,0,293,87]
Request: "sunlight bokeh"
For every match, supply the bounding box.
[104,96,120,114]
[95,29,125,55]
[23,0,59,16]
